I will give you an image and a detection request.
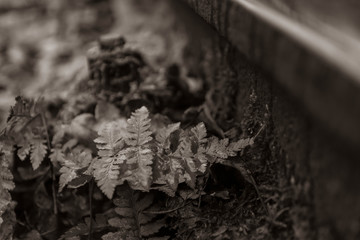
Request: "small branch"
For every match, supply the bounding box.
[254,123,266,139]
[248,173,269,216]
[40,112,58,215]
[88,179,94,240]
[143,201,191,215]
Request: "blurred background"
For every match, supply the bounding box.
[0,0,188,128]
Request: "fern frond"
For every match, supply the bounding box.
[59,215,107,240]
[30,138,47,170]
[49,147,65,164]
[93,120,127,199]
[94,119,126,157]
[0,151,15,191]
[121,106,153,192]
[104,188,168,240]
[17,142,31,161]
[0,149,15,229]
[155,122,180,150]
[59,164,78,192]
[93,156,122,199]
[226,137,254,156]
[206,137,230,159]
[190,122,207,144]
[58,147,93,192]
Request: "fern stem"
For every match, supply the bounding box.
[88,179,94,240]
[143,201,192,215]
[129,188,142,239]
[40,112,58,215]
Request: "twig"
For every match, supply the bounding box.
[41,112,58,215]
[247,172,269,215]
[88,179,95,240]
[143,201,192,215]
[254,123,266,139]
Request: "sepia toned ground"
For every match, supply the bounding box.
[1,0,359,239]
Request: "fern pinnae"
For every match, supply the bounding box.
[93,120,127,199]
[30,138,47,170]
[122,106,154,191]
[0,149,15,227]
[58,147,93,192]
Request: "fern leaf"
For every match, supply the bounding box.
[17,142,31,161]
[60,215,107,240]
[206,137,230,159]
[94,119,126,157]
[93,120,127,199]
[59,165,77,192]
[49,147,65,164]
[152,185,176,197]
[93,156,122,199]
[122,107,153,191]
[60,222,88,239]
[190,122,207,144]
[101,231,124,240]
[140,218,165,237]
[0,149,15,231]
[125,106,153,147]
[58,147,93,192]
[108,217,135,230]
[30,138,47,170]
[115,207,133,218]
[137,193,154,211]
[106,188,167,240]
[0,152,15,191]
[155,122,180,149]
[227,137,254,156]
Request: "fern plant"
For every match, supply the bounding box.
[58,146,93,192]
[1,96,259,239]
[102,186,168,240]
[1,96,49,170]
[91,106,255,199]
[0,147,16,239]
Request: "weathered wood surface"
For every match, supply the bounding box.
[172,1,360,239]
[183,0,360,149]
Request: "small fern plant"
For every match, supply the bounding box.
[1,96,49,170]
[79,106,255,199]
